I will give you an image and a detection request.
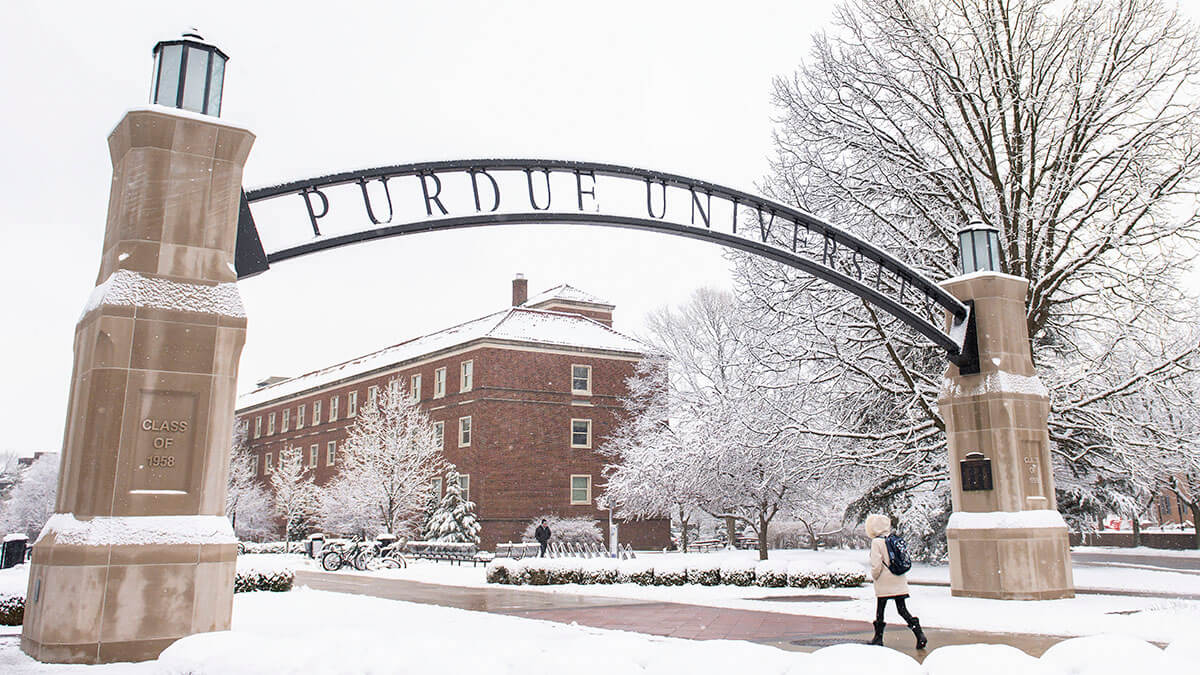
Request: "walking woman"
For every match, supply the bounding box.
[865,514,927,649]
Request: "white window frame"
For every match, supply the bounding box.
[570,475,592,505]
[348,391,358,417]
[296,404,305,430]
[254,416,262,439]
[460,360,474,392]
[309,444,318,468]
[434,367,446,398]
[312,400,322,425]
[571,364,592,395]
[326,441,336,466]
[571,419,592,449]
[329,395,339,422]
[458,474,470,502]
[267,412,276,436]
[431,476,443,496]
[458,416,472,447]
[282,408,290,433]
[411,374,422,402]
[252,454,259,476]
[368,385,379,408]
[434,421,445,449]
[388,378,400,399]
[264,452,273,474]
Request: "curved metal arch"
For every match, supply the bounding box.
[238,159,972,361]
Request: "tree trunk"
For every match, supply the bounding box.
[725,516,737,547]
[1131,510,1141,548]
[679,507,690,553]
[1191,503,1200,551]
[758,514,769,561]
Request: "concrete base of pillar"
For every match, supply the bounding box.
[948,525,1074,600]
[20,518,236,664]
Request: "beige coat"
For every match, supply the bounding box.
[865,514,909,598]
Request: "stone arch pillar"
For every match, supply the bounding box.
[21,107,254,663]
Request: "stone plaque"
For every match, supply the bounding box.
[132,389,196,493]
[960,452,994,492]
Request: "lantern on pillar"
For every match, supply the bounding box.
[957,221,1002,274]
[150,30,227,116]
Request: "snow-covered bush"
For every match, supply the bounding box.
[787,560,826,588]
[720,560,756,586]
[618,559,655,585]
[686,564,721,586]
[485,560,511,584]
[653,560,688,586]
[0,593,23,625]
[548,562,583,585]
[755,560,788,587]
[238,541,304,555]
[521,515,602,546]
[580,559,619,584]
[825,561,867,587]
[234,568,293,593]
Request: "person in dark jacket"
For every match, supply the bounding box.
[535,519,551,557]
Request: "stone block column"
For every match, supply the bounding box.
[939,272,1074,600]
[21,107,254,663]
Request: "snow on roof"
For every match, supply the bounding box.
[523,284,614,308]
[237,307,652,410]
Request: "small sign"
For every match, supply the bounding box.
[132,389,196,492]
[960,452,993,492]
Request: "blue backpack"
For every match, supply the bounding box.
[884,533,912,576]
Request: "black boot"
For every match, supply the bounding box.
[908,617,927,649]
[867,620,885,646]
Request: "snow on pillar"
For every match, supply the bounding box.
[938,272,1074,600]
[21,106,254,663]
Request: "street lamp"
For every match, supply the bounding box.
[150,30,228,116]
[957,221,1002,275]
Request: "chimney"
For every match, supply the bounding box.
[512,273,528,306]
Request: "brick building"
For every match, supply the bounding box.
[235,277,670,550]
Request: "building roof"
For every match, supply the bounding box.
[523,284,614,309]
[237,305,651,411]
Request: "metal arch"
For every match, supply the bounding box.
[238,159,972,362]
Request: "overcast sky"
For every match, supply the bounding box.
[0,0,847,453]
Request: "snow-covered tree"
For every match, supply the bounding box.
[0,452,22,501]
[319,386,445,537]
[0,454,60,539]
[270,446,317,544]
[225,425,275,541]
[743,0,1200,530]
[427,465,480,544]
[520,515,602,547]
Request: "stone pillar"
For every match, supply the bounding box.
[939,272,1074,600]
[21,107,254,663]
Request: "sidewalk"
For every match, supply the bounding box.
[293,570,1073,662]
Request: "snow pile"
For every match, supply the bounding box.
[922,644,1056,675]
[38,513,237,546]
[1040,634,1169,674]
[83,269,245,319]
[804,644,921,675]
[941,370,1049,398]
[947,510,1067,530]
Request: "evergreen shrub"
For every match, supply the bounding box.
[0,594,23,626]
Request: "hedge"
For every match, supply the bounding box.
[0,594,23,626]
[486,558,867,588]
[234,567,294,593]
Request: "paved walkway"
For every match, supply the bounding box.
[293,570,1066,661]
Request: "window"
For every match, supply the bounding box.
[458,474,470,502]
[297,404,305,430]
[434,421,445,448]
[312,400,322,425]
[460,360,473,392]
[434,367,446,398]
[431,477,443,496]
[282,409,290,433]
[327,441,337,466]
[571,419,592,448]
[572,364,592,395]
[252,454,259,476]
[571,475,592,505]
[267,413,275,435]
[458,416,472,447]
[309,444,319,468]
[264,452,273,474]
[368,385,379,408]
[411,374,422,402]
[388,378,400,399]
[348,391,358,417]
[254,416,262,438]
[329,395,339,422]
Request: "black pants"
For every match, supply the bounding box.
[875,595,914,623]
[539,542,547,557]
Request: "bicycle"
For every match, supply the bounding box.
[321,537,372,571]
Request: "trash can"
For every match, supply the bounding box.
[307,534,325,559]
[1,534,28,569]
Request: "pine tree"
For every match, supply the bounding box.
[427,466,480,544]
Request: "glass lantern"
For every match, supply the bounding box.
[957,222,1002,274]
[150,30,227,116]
